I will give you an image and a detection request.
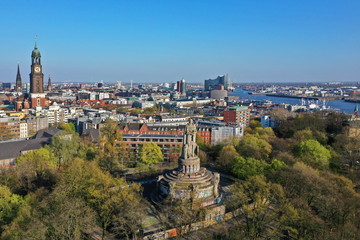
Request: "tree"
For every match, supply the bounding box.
[216,145,239,171]
[231,156,267,180]
[50,133,83,167]
[296,139,331,169]
[226,175,290,239]
[139,142,164,166]
[100,118,121,143]
[42,186,96,240]
[131,109,142,114]
[196,133,206,149]
[333,134,360,169]
[249,120,262,129]
[97,118,132,174]
[157,197,205,238]
[231,156,285,180]
[58,158,145,240]
[271,162,360,239]
[0,185,23,234]
[143,106,158,115]
[237,134,272,160]
[15,147,58,194]
[168,145,181,163]
[59,122,76,133]
[223,136,240,147]
[112,190,147,239]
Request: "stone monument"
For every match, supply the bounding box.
[156,120,225,220]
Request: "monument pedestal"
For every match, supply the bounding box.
[155,120,225,221]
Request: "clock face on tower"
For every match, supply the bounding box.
[34,67,41,73]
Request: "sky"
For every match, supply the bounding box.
[0,0,360,84]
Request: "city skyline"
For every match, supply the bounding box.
[1,0,360,83]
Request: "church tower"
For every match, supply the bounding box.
[29,43,46,108]
[47,75,52,91]
[15,64,22,92]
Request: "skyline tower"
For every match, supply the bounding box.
[30,42,44,94]
[29,42,46,108]
[15,64,22,92]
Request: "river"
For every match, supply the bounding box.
[229,88,357,114]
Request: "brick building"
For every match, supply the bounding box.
[223,106,251,127]
[122,134,183,161]
[119,122,212,144]
[0,116,21,141]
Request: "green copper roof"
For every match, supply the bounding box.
[32,42,41,58]
[228,106,248,109]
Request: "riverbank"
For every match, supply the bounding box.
[344,99,360,103]
[265,94,343,101]
[229,88,357,113]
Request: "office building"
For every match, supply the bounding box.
[223,106,251,127]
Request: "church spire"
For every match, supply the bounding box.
[354,104,359,116]
[16,64,22,92]
[47,75,52,91]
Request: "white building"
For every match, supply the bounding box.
[19,122,28,139]
[211,125,244,145]
[42,103,69,125]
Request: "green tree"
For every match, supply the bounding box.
[100,118,121,143]
[297,139,331,169]
[216,145,239,171]
[50,133,83,167]
[0,185,23,234]
[59,158,145,240]
[271,162,360,239]
[15,147,58,194]
[249,120,262,129]
[231,156,285,180]
[131,109,142,114]
[237,134,272,160]
[143,106,158,114]
[97,118,132,173]
[1,190,48,240]
[231,156,267,180]
[59,122,76,133]
[139,142,164,166]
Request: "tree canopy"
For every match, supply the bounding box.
[139,142,164,166]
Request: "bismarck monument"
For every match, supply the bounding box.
[156,120,225,221]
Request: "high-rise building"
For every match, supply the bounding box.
[223,106,251,127]
[176,79,186,94]
[15,64,22,92]
[204,74,229,91]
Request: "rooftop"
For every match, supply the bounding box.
[227,106,249,110]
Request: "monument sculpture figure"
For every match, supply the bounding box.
[155,119,225,221]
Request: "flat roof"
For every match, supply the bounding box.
[123,134,183,139]
[227,106,249,110]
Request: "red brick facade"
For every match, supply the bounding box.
[118,123,212,144]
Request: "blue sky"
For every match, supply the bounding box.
[0,0,359,83]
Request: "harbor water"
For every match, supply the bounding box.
[229,88,357,114]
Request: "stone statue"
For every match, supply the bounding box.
[181,119,198,159]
